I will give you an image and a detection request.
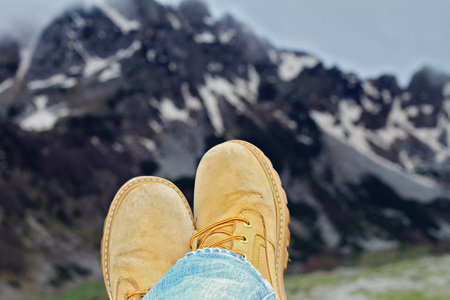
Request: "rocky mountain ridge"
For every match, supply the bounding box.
[0,0,449,298]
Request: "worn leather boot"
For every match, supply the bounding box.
[191,140,290,300]
[101,176,195,300]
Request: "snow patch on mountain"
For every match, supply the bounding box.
[112,142,125,153]
[362,81,380,99]
[146,49,156,62]
[421,104,434,115]
[81,54,110,78]
[197,66,260,134]
[196,71,251,107]
[28,74,77,90]
[16,42,38,81]
[19,95,70,132]
[168,62,177,72]
[339,100,368,150]
[296,134,314,145]
[96,2,140,34]
[203,16,215,26]
[0,78,14,94]
[406,105,419,118]
[194,31,216,44]
[98,62,121,82]
[75,40,141,77]
[278,52,318,81]
[139,137,156,152]
[398,150,420,172]
[310,111,343,137]
[268,49,278,64]
[166,13,182,30]
[198,77,225,134]
[273,110,298,130]
[310,100,370,153]
[234,65,259,104]
[361,96,382,114]
[159,97,191,123]
[181,83,202,110]
[207,62,223,73]
[71,12,86,29]
[148,119,163,134]
[218,29,236,44]
[116,40,142,59]
[388,96,408,126]
[370,114,407,150]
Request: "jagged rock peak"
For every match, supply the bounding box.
[179,0,211,24]
[409,66,450,89]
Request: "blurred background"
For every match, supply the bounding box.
[1,0,450,86]
[0,0,449,299]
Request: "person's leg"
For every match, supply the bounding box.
[143,248,276,300]
[101,176,195,300]
[191,140,290,300]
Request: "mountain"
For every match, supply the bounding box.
[0,0,449,298]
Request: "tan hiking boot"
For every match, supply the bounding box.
[101,176,195,300]
[191,140,290,300]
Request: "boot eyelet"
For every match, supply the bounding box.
[241,235,248,243]
[244,220,252,228]
[242,253,247,259]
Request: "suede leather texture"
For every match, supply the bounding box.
[101,177,195,300]
[194,140,289,300]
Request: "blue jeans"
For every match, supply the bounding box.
[142,248,276,300]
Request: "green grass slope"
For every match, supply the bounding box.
[33,281,107,300]
[285,254,450,300]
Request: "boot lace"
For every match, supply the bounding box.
[190,217,251,258]
[125,288,151,299]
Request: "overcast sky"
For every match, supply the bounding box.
[0,0,448,87]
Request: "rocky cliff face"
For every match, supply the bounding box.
[0,0,449,298]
